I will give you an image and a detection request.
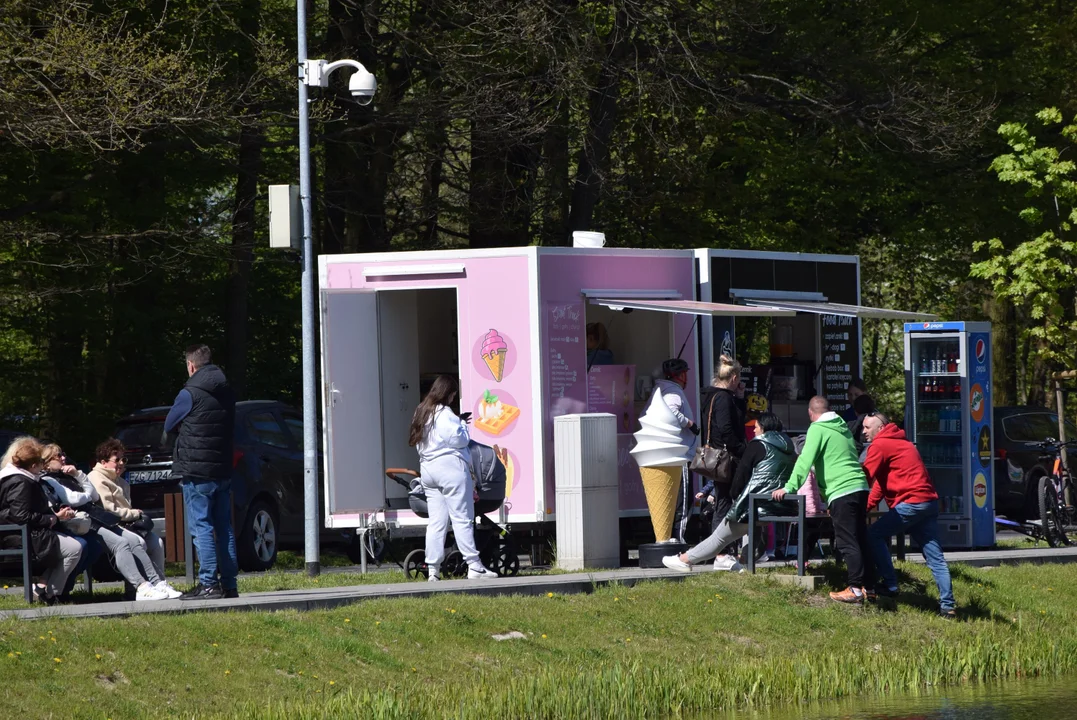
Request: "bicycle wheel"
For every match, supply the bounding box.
[1039,475,1069,547]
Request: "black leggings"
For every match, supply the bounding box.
[828,490,873,589]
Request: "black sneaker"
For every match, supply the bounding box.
[223,588,239,599]
[180,583,224,601]
[939,609,957,621]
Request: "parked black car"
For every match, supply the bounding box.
[116,400,349,571]
[993,406,1077,521]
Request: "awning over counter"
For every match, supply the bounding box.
[741,299,937,321]
[589,298,795,317]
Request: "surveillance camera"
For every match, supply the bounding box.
[349,70,377,105]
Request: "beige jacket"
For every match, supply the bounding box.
[87,464,143,522]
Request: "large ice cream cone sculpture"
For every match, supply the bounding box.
[481,329,508,382]
[640,465,681,542]
[630,388,690,542]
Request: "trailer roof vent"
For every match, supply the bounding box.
[572,231,605,248]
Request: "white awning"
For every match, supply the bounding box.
[589,298,795,317]
[742,299,937,320]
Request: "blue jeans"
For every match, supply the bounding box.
[182,478,238,590]
[868,500,954,611]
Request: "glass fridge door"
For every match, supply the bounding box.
[910,335,965,516]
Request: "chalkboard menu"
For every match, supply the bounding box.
[820,314,861,415]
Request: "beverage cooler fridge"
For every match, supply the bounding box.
[903,322,994,549]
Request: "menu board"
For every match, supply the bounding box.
[587,364,637,434]
[820,314,861,414]
[546,302,585,417]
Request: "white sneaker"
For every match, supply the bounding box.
[467,565,498,580]
[427,573,441,582]
[713,555,739,571]
[154,581,182,599]
[661,555,691,573]
[135,582,168,601]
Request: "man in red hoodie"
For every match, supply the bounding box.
[862,413,955,618]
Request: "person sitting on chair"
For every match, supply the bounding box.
[663,412,795,573]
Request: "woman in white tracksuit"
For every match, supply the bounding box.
[408,375,496,581]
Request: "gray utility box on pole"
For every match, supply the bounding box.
[268,184,301,249]
[554,413,620,570]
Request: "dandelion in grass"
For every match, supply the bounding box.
[53,657,62,663]
[224,670,231,676]
[411,668,417,672]
[329,681,335,686]
[95,654,102,660]
[375,621,381,625]
[212,643,219,648]
[547,592,554,598]
[541,634,547,639]
[344,618,350,623]
[6,652,13,658]
[450,609,456,614]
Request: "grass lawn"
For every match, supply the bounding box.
[1,561,1076,718]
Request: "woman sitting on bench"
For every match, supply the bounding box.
[42,443,181,601]
[663,413,796,573]
[0,437,82,604]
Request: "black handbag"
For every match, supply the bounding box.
[690,393,735,482]
[83,504,123,529]
[123,514,156,537]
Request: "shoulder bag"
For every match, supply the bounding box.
[690,393,735,483]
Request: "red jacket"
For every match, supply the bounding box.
[864,424,938,510]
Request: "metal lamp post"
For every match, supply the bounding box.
[296,4,376,576]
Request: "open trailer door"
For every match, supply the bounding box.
[321,289,385,520]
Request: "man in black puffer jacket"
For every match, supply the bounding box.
[165,344,238,601]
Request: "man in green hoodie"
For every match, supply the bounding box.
[772,396,873,603]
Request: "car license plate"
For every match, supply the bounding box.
[127,469,172,484]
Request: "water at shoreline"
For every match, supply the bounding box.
[728,674,1077,719]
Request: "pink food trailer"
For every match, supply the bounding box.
[318,247,719,534]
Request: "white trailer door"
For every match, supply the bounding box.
[321,289,385,516]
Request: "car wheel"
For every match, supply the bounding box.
[238,499,279,571]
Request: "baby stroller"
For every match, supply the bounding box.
[387,441,521,579]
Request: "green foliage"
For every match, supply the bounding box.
[971,109,1077,392]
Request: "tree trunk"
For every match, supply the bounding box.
[567,9,629,233]
[986,296,1018,405]
[223,0,263,399]
[541,98,571,246]
[226,124,261,399]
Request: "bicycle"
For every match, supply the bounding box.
[1025,438,1077,547]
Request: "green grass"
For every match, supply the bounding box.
[995,537,1051,549]
[1,562,1076,718]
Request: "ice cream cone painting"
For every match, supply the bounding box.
[481,328,508,382]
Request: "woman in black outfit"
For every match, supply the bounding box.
[696,355,747,547]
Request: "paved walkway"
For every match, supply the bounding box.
[2,544,1076,622]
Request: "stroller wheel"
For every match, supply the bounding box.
[404,549,428,580]
[495,540,521,577]
[443,550,468,578]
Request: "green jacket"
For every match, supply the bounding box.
[783,412,868,503]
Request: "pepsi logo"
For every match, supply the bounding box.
[922,322,930,329]
[975,338,986,363]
